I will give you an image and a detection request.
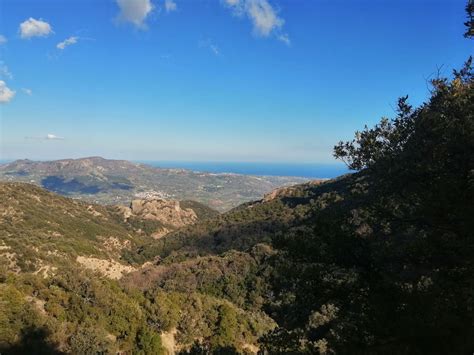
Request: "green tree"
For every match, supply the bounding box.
[135,327,164,355]
[69,326,114,355]
[210,304,239,350]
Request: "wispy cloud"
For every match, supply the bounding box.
[115,0,154,29]
[22,88,33,96]
[199,39,221,56]
[25,133,65,141]
[0,62,13,80]
[165,0,177,13]
[209,44,220,56]
[223,0,289,43]
[0,80,16,104]
[57,36,79,50]
[277,33,290,46]
[19,18,53,39]
[46,134,64,140]
[0,35,7,45]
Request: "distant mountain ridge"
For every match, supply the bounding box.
[0,157,310,211]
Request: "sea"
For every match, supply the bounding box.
[0,159,350,179]
[138,161,350,179]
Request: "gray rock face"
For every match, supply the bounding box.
[129,199,198,228]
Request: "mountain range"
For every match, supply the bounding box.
[0,157,309,212]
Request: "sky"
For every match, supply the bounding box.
[0,0,472,163]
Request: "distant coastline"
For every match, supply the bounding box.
[0,159,349,179]
[137,161,349,179]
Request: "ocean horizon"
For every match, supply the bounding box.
[138,161,350,179]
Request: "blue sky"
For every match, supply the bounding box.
[0,0,472,162]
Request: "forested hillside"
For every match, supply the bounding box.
[0,184,272,354]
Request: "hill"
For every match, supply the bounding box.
[0,182,218,276]
[0,182,275,354]
[0,182,140,276]
[0,157,309,212]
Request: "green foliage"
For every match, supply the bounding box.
[180,200,220,220]
[333,95,415,171]
[0,285,43,347]
[0,182,149,272]
[128,194,307,263]
[210,304,239,349]
[0,268,166,354]
[135,327,164,355]
[69,326,114,355]
[138,289,274,350]
[123,247,273,311]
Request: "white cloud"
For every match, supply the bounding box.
[165,0,177,12]
[57,36,79,50]
[277,33,290,46]
[0,62,13,80]
[46,134,64,140]
[199,39,221,56]
[116,0,154,28]
[0,80,15,103]
[0,35,7,45]
[19,18,53,39]
[22,88,33,96]
[247,0,283,36]
[224,0,289,42]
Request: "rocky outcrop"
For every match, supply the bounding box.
[119,199,198,229]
